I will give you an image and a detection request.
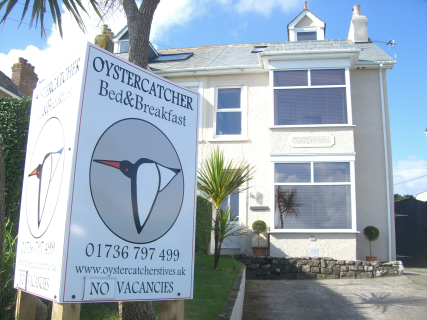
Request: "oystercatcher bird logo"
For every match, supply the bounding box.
[26,117,65,238]
[29,148,64,227]
[93,159,181,234]
[90,119,184,243]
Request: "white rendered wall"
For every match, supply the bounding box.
[351,69,395,262]
[166,67,394,261]
[270,233,357,260]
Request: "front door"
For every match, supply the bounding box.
[221,190,243,249]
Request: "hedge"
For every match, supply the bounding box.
[0,98,31,225]
[0,97,31,317]
[195,195,212,254]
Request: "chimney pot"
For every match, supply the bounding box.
[102,24,108,34]
[352,4,361,16]
[303,1,308,10]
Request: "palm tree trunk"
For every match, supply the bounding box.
[213,212,220,269]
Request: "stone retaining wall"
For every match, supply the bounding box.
[236,256,404,280]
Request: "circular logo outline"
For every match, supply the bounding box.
[89,118,184,244]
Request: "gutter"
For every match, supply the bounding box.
[260,48,361,56]
[379,63,393,262]
[153,64,265,76]
[0,86,24,99]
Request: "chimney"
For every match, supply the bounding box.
[11,57,39,98]
[94,24,114,53]
[348,4,368,42]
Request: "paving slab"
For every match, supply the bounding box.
[243,268,427,319]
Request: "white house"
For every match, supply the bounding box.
[112,4,396,261]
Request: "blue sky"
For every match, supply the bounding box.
[1,0,426,195]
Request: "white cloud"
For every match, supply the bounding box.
[393,156,427,196]
[0,5,127,81]
[235,0,300,16]
[0,0,302,81]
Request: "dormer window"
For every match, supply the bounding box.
[119,40,129,53]
[297,31,317,41]
[113,26,159,60]
[287,3,325,41]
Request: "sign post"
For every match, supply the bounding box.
[14,43,199,308]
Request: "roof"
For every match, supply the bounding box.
[114,39,395,73]
[0,70,27,98]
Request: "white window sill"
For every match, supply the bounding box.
[207,136,249,142]
[268,230,360,234]
[270,125,355,129]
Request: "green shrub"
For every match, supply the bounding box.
[0,98,31,225]
[195,195,212,254]
[0,97,31,317]
[363,226,380,257]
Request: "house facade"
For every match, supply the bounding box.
[111,4,396,261]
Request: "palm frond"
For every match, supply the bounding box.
[276,187,302,228]
[198,146,254,212]
[212,207,248,242]
[0,0,102,38]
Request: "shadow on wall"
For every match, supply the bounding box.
[243,279,427,320]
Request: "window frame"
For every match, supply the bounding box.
[269,154,357,233]
[118,40,129,53]
[269,67,353,128]
[212,85,248,141]
[219,188,246,249]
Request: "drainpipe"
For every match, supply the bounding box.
[379,63,392,262]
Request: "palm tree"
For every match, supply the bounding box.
[275,187,302,228]
[198,147,254,269]
[213,207,248,270]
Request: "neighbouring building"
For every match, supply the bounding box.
[109,3,396,261]
[416,191,427,202]
[0,57,38,98]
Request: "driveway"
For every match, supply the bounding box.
[242,268,427,319]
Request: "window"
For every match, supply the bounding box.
[252,46,267,53]
[215,87,242,136]
[220,191,240,221]
[117,31,130,53]
[297,32,317,41]
[273,69,349,126]
[153,53,192,62]
[220,189,243,249]
[119,41,129,53]
[273,161,354,230]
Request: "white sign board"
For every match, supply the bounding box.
[14,43,199,303]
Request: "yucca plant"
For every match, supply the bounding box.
[213,207,248,270]
[198,147,254,269]
[276,187,302,228]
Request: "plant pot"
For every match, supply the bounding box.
[366,256,377,261]
[253,248,265,256]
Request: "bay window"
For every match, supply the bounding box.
[272,157,355,231]
[273,69,350,126]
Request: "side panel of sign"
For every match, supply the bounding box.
[62,45,199,303]
[14,50,86,302]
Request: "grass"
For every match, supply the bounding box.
[79,253,241,320]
